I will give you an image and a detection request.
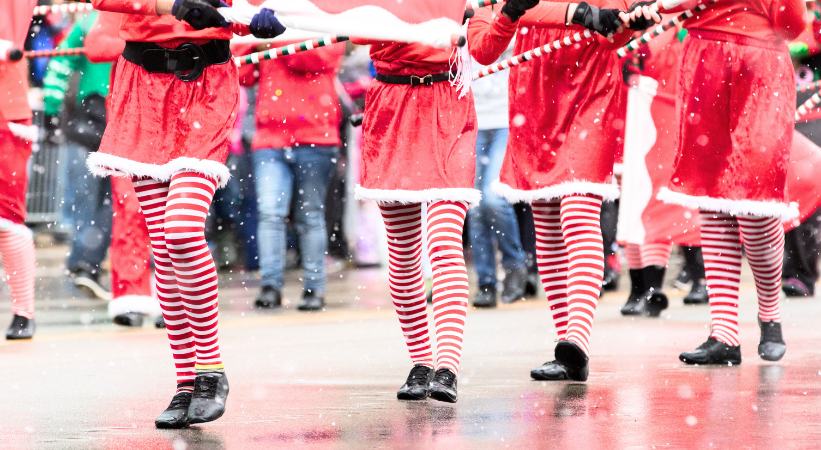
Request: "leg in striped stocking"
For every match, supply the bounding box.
[1,227,36,339]
[426,200,469,403]
[624,241,673,317]
[532,199,569,339]
[737,215,786,361]
[679,211,742,365]
[621,244,647,316]
[379,202,434,401]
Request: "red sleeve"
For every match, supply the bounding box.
[284,44,345,74]
[85,12,125,63]
[91,0,158,15]
[468,7,518,65]
[771,0,807,40]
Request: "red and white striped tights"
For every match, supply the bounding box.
[699,211,784,347]
[133,172,223,391]
[624,242,673,269]
[0,227,36,319]
[379,201,469,374]
[532,194,604,356]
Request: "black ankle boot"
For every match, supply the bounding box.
[298,289,325,311]
[637,266,669,317]
[501,267,528,304]
[255,286,282,309]
[397,364,433,400]
[683,278,709,304]
[554,341,589,381]
[620,269,645,316]
[758,320,786,361]
[473,284,497,308]
[187,372,229,424]
[155,388,193,429]
[428,368,458,403]
[113,312,145,327]
[679,337,742,365]
[531,360,570,381]
[6,315,35,340]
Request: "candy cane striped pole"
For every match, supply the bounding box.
[797,79,821,94]
[616,0,716,58]
[234,35,349,66]
[33,2,94,16]
[473,29,594,80]
[796,90,821,121]
[24,47,86,59]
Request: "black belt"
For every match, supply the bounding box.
[375,72,452,87]
[122,40,231,82]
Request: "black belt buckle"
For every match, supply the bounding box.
[173,43,207,82]
[410,74,433,87]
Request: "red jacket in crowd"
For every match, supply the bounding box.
[245,44,346,150]
[664,0,805,41]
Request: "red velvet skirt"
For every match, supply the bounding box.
[87,57,239,187]
[0,119,32,228]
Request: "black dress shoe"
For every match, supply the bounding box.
[113,312,145,327]
[187,372,229,424]
[642,289,669,317]
[501,267,528,304]
[6,315,35,340]
[397,364,433,400]
[428,368,458,403]
[683,279,709,304]
[554,341,589,381]
[298,289,325,311]
[524,271,539,297]
[758,320,786,362]
[473,284,497,308]
[254,286,282,309]
[782,277,813,297]
[679,337,741,365]
[155,316,166,329]
[155,390,193,429]
[620,269,645,316]
[531,360,570,381]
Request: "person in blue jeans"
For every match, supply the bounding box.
[245,44,345,311]
[469,52,528,308]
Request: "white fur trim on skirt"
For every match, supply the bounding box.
[493,180,620,203]
[87,153,231,188]
[0,217,33,238]
[657,187,799,221]
[107,295,162,318]
[355,185,482,206]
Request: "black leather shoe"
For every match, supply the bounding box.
[602,266,620,292]
[6,315,35,340]
[397,365,433,400]
[155,316,166,329]
[155,389,193,429]
[758,320,786,362]
[187,372,229,424]
[524,271,539,297]
[531,360,569,381]
[501,267,528,304]
[642,289,669,317]
[298,289,325,311]
[113,312,145,327]
[428,368,458,403]
[679,337,741,365]
[683,279,709,304]
[473,284,497,308]
[254,286,282,309]
[554,341,589,381]
[620,269,645,316]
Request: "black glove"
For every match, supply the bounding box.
[249,8,286,38]
[501,0,540,21]
[626,1,657,31]
[463,8,475,25]
[571,2,623,36]
[172,0,228,30]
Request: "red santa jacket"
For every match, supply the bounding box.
[356,40,454,75]
[248,44,345,150]
[91,0,247,45]
[0,0,37,122]
[663,0,805,41]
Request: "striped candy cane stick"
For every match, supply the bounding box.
[796,90,821,121]
[616,0,716,58]
[25,47,87,59]
[234,35,349,66]
[473,29,594,80]
[33,2,94,16]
